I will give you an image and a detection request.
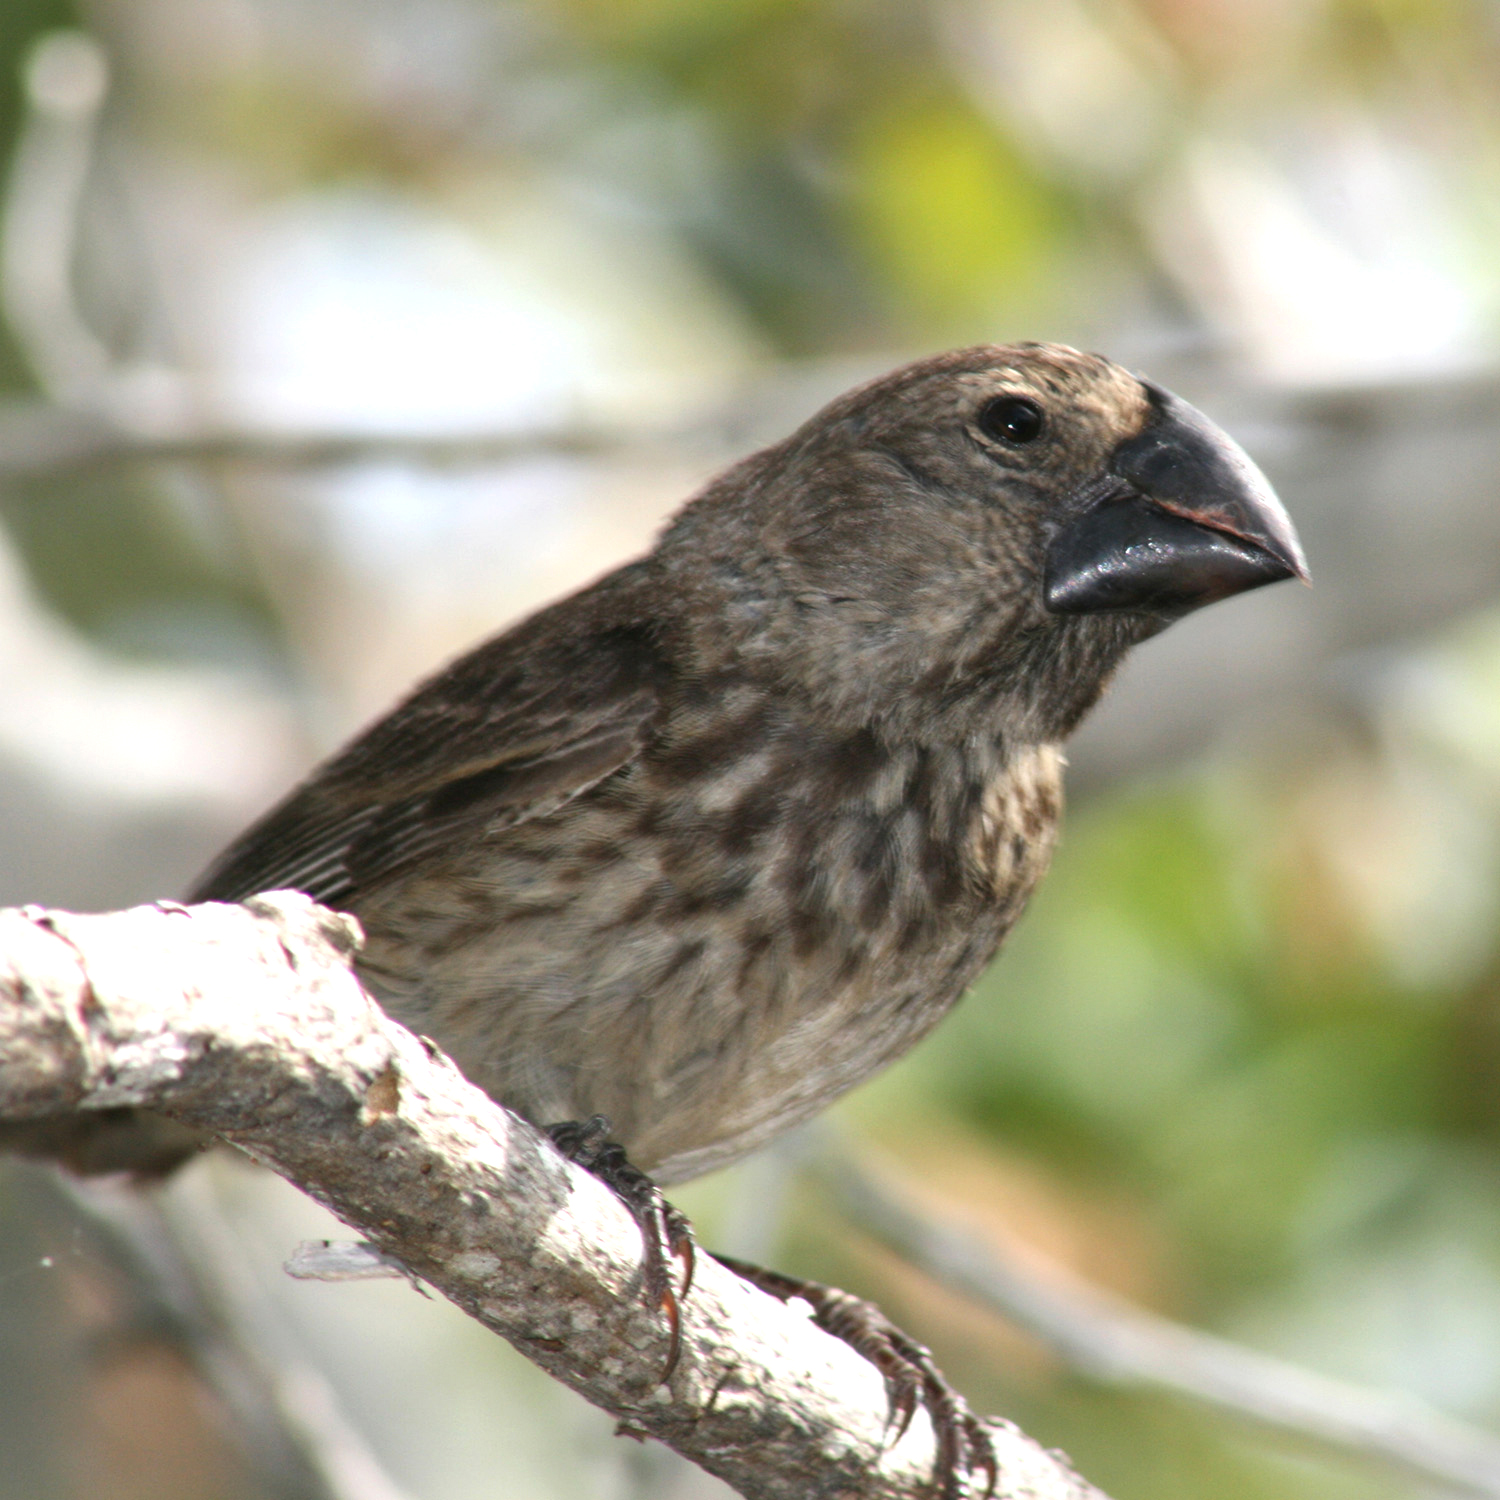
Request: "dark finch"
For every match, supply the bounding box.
[56,345,1314,1495]
[191,343,1303,1495]
[194,343,1303,1183]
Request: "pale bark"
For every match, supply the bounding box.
[0,892,1104,1500]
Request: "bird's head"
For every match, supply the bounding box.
[664,343,1306,741]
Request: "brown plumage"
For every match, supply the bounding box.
[191,343,1302,1189]
[14,343,1307,1495]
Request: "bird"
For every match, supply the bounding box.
[22,344,1309,1496]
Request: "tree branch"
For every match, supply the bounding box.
[814,1147,1500,1498]
[48,1166,418,1500]
[0,398,649,483]
[0,892,1104,1500]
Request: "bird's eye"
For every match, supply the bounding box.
[977,395,1045,446]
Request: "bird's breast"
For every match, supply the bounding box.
[962,742,1064,907]
[352,704,1068,1184]
[614,707,1069,1022]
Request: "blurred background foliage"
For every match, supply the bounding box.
[4,2,1500,1499]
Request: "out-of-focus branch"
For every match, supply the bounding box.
[43,1168,416,1500]
[0,398,652,482]
[0,893,1105,1500]
[1,32,113,401]
[813,1146,1500,1498]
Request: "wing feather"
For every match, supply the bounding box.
[190,570,664,906]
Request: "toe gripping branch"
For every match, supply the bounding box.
[545,1119,992,1498]
[714,1255,998,1500]
[546,1116,696,1380]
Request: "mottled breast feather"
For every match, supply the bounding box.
[964,743,1064,904]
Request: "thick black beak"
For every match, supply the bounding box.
[1044,384,1308,618]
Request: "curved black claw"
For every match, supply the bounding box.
[547,1116,695,1381]
[715,1254,996,1500]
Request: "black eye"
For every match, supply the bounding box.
[978,395,1044,446]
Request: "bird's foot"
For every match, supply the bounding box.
[546,1115,695,1380]
[715,1254,996,1500]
